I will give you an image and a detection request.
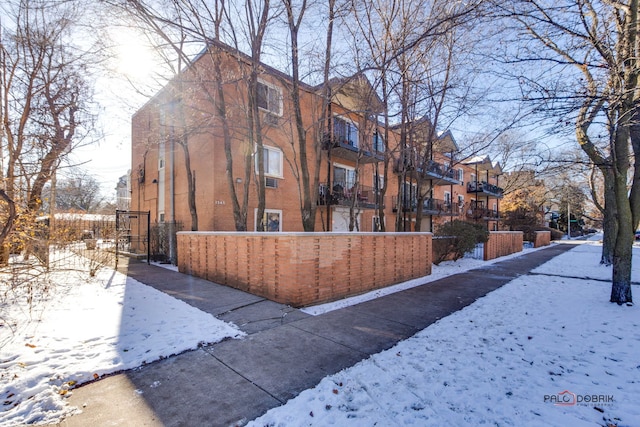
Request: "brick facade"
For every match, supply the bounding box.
[130,42,505,236]
[484,231,523,261]
[533,230,551,248]
[177,232,432,307]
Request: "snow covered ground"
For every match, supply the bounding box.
[1,238,638,426]
[248,240,640,427]
[0,252,244,426]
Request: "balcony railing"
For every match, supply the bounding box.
[467,181,504,197]
[391,196,461,215]
[394,158,461,184]
[322,134,384,163]
[318,182,382,209]
[466,207,500,220]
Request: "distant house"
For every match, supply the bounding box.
[116,172,131,211]
[130,41,504,235]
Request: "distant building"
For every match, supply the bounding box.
[116,172,131,211]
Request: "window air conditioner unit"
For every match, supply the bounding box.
[265,177,278,188]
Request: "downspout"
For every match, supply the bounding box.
[450,182,454,223]
[486,168,490,230]
[496,173,500,231]
[169,136,175,262]
[475,162,479,223]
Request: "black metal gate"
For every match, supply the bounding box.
[115,210,150,265]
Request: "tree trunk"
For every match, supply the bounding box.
[284,2,315,231]
[601,169,617,265]
[180,139,198,231]
[611,177,633,304]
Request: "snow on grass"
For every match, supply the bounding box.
[248,242,640,427]
[0,259,244,426]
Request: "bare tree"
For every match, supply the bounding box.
[0,0,96,260]
[45,168,105,213]
[499,0,636,303]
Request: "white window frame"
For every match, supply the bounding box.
[458,168,463,182]
[257,79,283,116]
[256,145,284,178]
[255,209,282,232]
[333,162,356,187]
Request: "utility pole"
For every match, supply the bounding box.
[567,202,571,239]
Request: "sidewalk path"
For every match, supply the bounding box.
[59,243,574,427]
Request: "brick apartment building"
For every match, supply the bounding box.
[130,41,503,235]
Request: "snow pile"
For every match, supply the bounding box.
[0,263,244,426]
[249,242,640,427]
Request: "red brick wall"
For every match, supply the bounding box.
[177,232,432,307]
[533,231,551,248]
[484,231,523,261]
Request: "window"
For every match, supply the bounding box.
[444,191,451,207]
[458,195,464,205]
[257,80,282,116]
[458,168,463,181]
[333,164,356,188]
[372,132,385,152]
[159,212,165,223]
[401,182,417,209]
[470,173,476,185]
[256,145,283,178]
[333,116,359,148]
[255,209,282,232]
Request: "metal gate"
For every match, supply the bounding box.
[115,210,150,265]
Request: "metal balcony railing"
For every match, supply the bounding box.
[394,157,461,183]
[391,197,461,215]
[318,182,382,209]
[467,181,504,197]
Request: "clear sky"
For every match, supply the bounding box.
[71,27,163,202]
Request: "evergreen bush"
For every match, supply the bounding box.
[434,220,490,261]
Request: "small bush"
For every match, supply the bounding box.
[432,236,458,265]
[435,220,489,262]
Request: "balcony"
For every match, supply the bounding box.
[467,181,504,198]
[318,182,383,209]
[322,135,384,164]
[391,197,460,216]
[466,207,500,220]
[393,158,461,185]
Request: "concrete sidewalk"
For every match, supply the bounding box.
[59,243,573,427]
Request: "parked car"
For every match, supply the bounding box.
[635,230,640,240]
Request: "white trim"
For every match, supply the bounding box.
[333,161,355,171]
[257,79,283,116]
[255,208,282,232]
[256,144,284,178]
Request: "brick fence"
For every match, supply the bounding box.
[484,231,523,261]
[177,232,432,307]
[533,230,551,248]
